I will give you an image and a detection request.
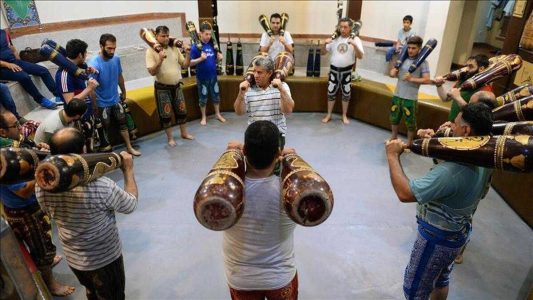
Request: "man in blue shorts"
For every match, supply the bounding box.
[190,23,225,126]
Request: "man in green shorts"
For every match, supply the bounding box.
[389,36,432,146]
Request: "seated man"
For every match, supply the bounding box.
[223,120,298,299]
[55,38,99,151]
[0,110,75,296]
[259,13,294,60]
[34,97,87,144]
[0,29,60,109]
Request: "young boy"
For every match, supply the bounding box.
[189,23,225,126]
[389,35,431,146]
[386,15,415,63]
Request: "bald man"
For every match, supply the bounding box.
[417,90,497,139]
[36,127,138,300]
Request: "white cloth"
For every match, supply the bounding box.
[223,175,297,290]
[33,110,70,144]
[326,36,362,68]
[259,31,293,60]
[398,28,416,45]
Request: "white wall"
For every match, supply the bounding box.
[217,1,342,35]
[1,0,462,75]
[361,0,459,76]
[1,1,198,29]
[453,0,478,65]
[360,1,430,41]
[474,0,492,43]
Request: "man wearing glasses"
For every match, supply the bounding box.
[0,110,75,296]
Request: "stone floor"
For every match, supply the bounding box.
[49,113,532,300]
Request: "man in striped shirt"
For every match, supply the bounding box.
[36,128,138,300]
[234,56,294,149]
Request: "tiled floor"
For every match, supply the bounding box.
[49,113,532,300]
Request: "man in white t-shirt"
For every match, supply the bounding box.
[322,17,364,125]
[34,97,87,144]
[259,13,294,60]
[223,120,298,299]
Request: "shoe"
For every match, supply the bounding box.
[52,96,64,106]
[40,98,57,109]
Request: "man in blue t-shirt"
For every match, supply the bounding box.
[189,23,225,126]
[88,34,140,156]
[0,29,60,109]
[385,102,494,300]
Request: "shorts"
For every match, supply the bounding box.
[390,96,417,131]
[197,78,220,107]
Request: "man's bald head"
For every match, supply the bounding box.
[471,91,497,110]
[49,127,85,155]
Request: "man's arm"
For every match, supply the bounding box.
[275,81,294,114]
[404,72,431,85]
[118,74,126,100]
[189,52,207,67]
[259,33,273,53]
[120,151,138,199]
[280,33,294,54]
[146,50,166,76]
[385,139,416,203]
[180,46,191,69]
[436,84,449,101]
[350,37,364,60]
[0,60,22,72]
[62,78,98,103]
[234,81,248,115]
[11,181,36,199]
[9,43,20,60]
[447,87,468,107]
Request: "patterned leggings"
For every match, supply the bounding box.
[328,64,353,102]
[3,202,56,271]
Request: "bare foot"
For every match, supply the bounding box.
[454,255,464,264]
[167,139,177,147]
[342,116,350,124]
[321,115,331,123]
[49,281,75,297]
[216,114,226,123]
[181,134,195,140]
[52,255,62,268]
[128,148,141,156]
[200,118,207,126]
